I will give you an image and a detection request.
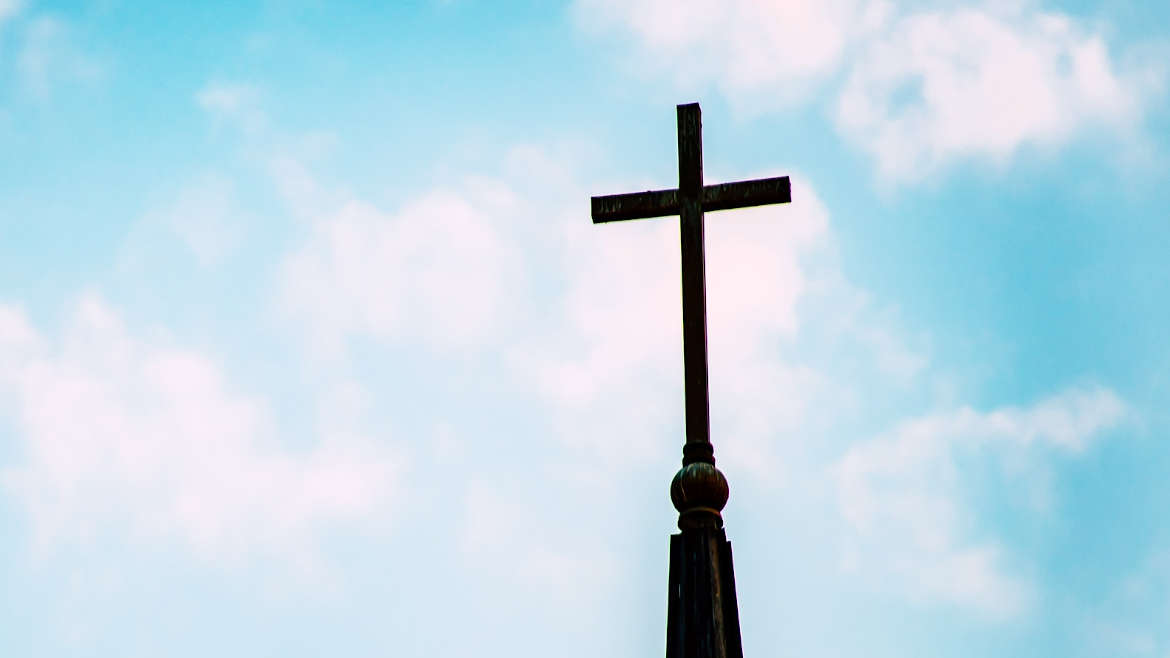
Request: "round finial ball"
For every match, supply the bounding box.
[670,461,729,514]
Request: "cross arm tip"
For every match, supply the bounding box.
[701,175,791,212]
[591,188,680,223]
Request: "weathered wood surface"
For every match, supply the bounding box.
[590,177,790,223]
[666,528,743,658]
[676,103,711,454]
[700,176,790,213]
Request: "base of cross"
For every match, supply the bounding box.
[665,527,744,658]
[666,453,743,658]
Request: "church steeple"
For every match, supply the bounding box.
[591,102,793,657]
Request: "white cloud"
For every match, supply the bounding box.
[574,0,887,110]
[1082,549,1170,656]
[573,0,1163,180]
[196,81,257,116]
[166,175,246,266]
[834,386,1127,617]
[267,153,332,220]
[0,0,22,26]
[516,209,683,462]
[837,6,1161,181]
[0,302,41,353]
[121,173,247,269]
[196,81,266,133]
[0,296,401,565]
[16,16,103,99]
[459,479,616,601]
[278,178,523,357]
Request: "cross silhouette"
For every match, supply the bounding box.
[591,103,792,467]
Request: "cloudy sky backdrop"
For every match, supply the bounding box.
[2,0,1169,656]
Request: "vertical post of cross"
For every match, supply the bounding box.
[676,103,714,467]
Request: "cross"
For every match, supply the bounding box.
[591,103,792,467]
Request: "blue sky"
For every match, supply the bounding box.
[1,0,1169,656]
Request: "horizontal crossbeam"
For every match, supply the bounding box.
[591,188,679,223]
[592,175,791,224]
[702,176,791,213]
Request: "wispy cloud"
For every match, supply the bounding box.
[0,0,22,26]
[120,173,249,270]
[277,180,525,357]
[195,81,267,133]
[574,0,1165,182]
[573,0,888,110]
[0,296,402,566]
[834,386,1128,618]
[16,15,104,100]
[837,5,1164,182]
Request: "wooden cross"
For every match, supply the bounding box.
[591,103,792,467]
